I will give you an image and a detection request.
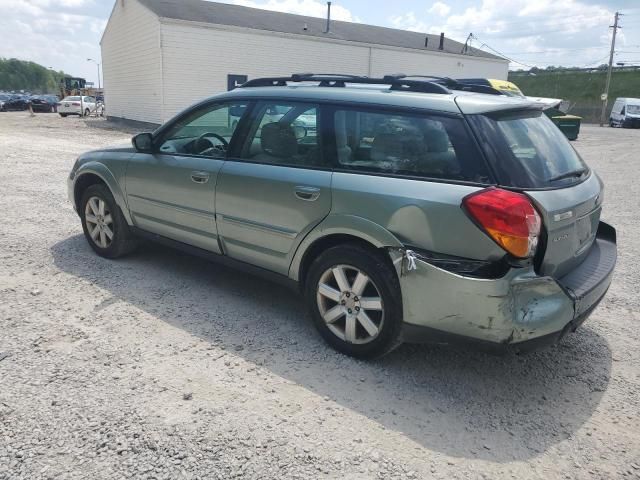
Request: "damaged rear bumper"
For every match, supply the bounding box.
[394,222,617,353]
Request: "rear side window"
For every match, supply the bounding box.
[468,110,588,188]
[239,102,323,167]
[331,107,491,183]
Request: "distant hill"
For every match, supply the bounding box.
[0,58,67,94]
[509,69,640,123]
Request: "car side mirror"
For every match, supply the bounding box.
[132,132,154,152]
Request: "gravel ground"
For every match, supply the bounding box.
[0,112,639,480]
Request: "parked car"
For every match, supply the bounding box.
[609,97,640,128]
[58,96,97,117]
[67,73,617,359]
[544,107,582,141]
[456,78,525,97]
[0,93,12,111]
[2,94,30,111]
[30,94,60,113]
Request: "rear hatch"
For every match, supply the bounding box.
[465,107,602,277]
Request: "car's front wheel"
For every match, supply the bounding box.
[80,184,136,259]
[305,244,403,359]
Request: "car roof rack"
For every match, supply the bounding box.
[240,73,504,96]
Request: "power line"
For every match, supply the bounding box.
[501,46,609,55]
[471,34,537,68]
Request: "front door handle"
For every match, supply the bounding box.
[294,186,320,201]
[191,171,210,184]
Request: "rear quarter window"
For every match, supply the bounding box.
[468,109,588,189]
[331,107,492,183]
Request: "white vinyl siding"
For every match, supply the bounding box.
[101,0,163,124]
[369,47,508,80]
[159,22,371,120]
[101,0,508,124]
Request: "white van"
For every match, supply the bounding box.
[609,97,640,128]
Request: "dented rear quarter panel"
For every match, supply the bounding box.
[389,251,575,344]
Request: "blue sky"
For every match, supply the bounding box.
[1,0,639,85]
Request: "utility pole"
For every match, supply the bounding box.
[461,33,473,54]
[600,11,622,126]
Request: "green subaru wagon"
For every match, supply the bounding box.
[67,74,616,359]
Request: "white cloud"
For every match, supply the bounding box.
[389,0,616,69]
[231,0,355,22]
[389,12,428,33]
[428,2,450,17]
[0,0,103,85]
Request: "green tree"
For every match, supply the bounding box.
[0,57,68,94]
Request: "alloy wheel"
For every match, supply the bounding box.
[84,196,114,249]
[316,265,384,344]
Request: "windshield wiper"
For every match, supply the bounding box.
[548,168,588,182]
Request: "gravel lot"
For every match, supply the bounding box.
[1,112,639,480]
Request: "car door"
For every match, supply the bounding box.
[215,101,332,274]
[125,101,250,253]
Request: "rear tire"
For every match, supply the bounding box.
[59,113,67,118]
[305,244,403,359]
[80,184,137,259]
[84,108,91,117]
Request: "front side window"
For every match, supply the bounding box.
[158,102,248,158]
[332,108,491,182]
[239,102,322,167]
[627,104,640,114]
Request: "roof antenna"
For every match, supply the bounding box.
[324,2,331,33]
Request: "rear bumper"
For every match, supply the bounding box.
[397,221,616,352]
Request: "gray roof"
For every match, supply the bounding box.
[137,0,503,60]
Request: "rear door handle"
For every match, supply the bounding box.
[294,186,320,201]
[191,171,210,184]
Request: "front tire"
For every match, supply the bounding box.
[80,184,137,259]
[305,244,403,359]
[59,113,67,117]
[84,108,91,117]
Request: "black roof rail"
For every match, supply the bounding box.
[240,73,451,94]
[240,73,501,95]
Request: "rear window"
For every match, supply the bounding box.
[332,107,491,183]
[468,110,588,188]
[64,96,81,101]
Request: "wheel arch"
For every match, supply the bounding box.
[289,214,403,287]
[73,164,132,224]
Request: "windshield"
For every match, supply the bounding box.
[627,104,640,115]
[468,109,588,188]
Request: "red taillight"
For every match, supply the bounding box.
[462,187,541,258]
[72,102,80,106]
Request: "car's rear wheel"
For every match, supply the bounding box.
[80,184,137,259]
[305,244,403,359]
[60,113,67,117]
[84,108,90,117]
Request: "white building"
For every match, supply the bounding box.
[101,0,508,125]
